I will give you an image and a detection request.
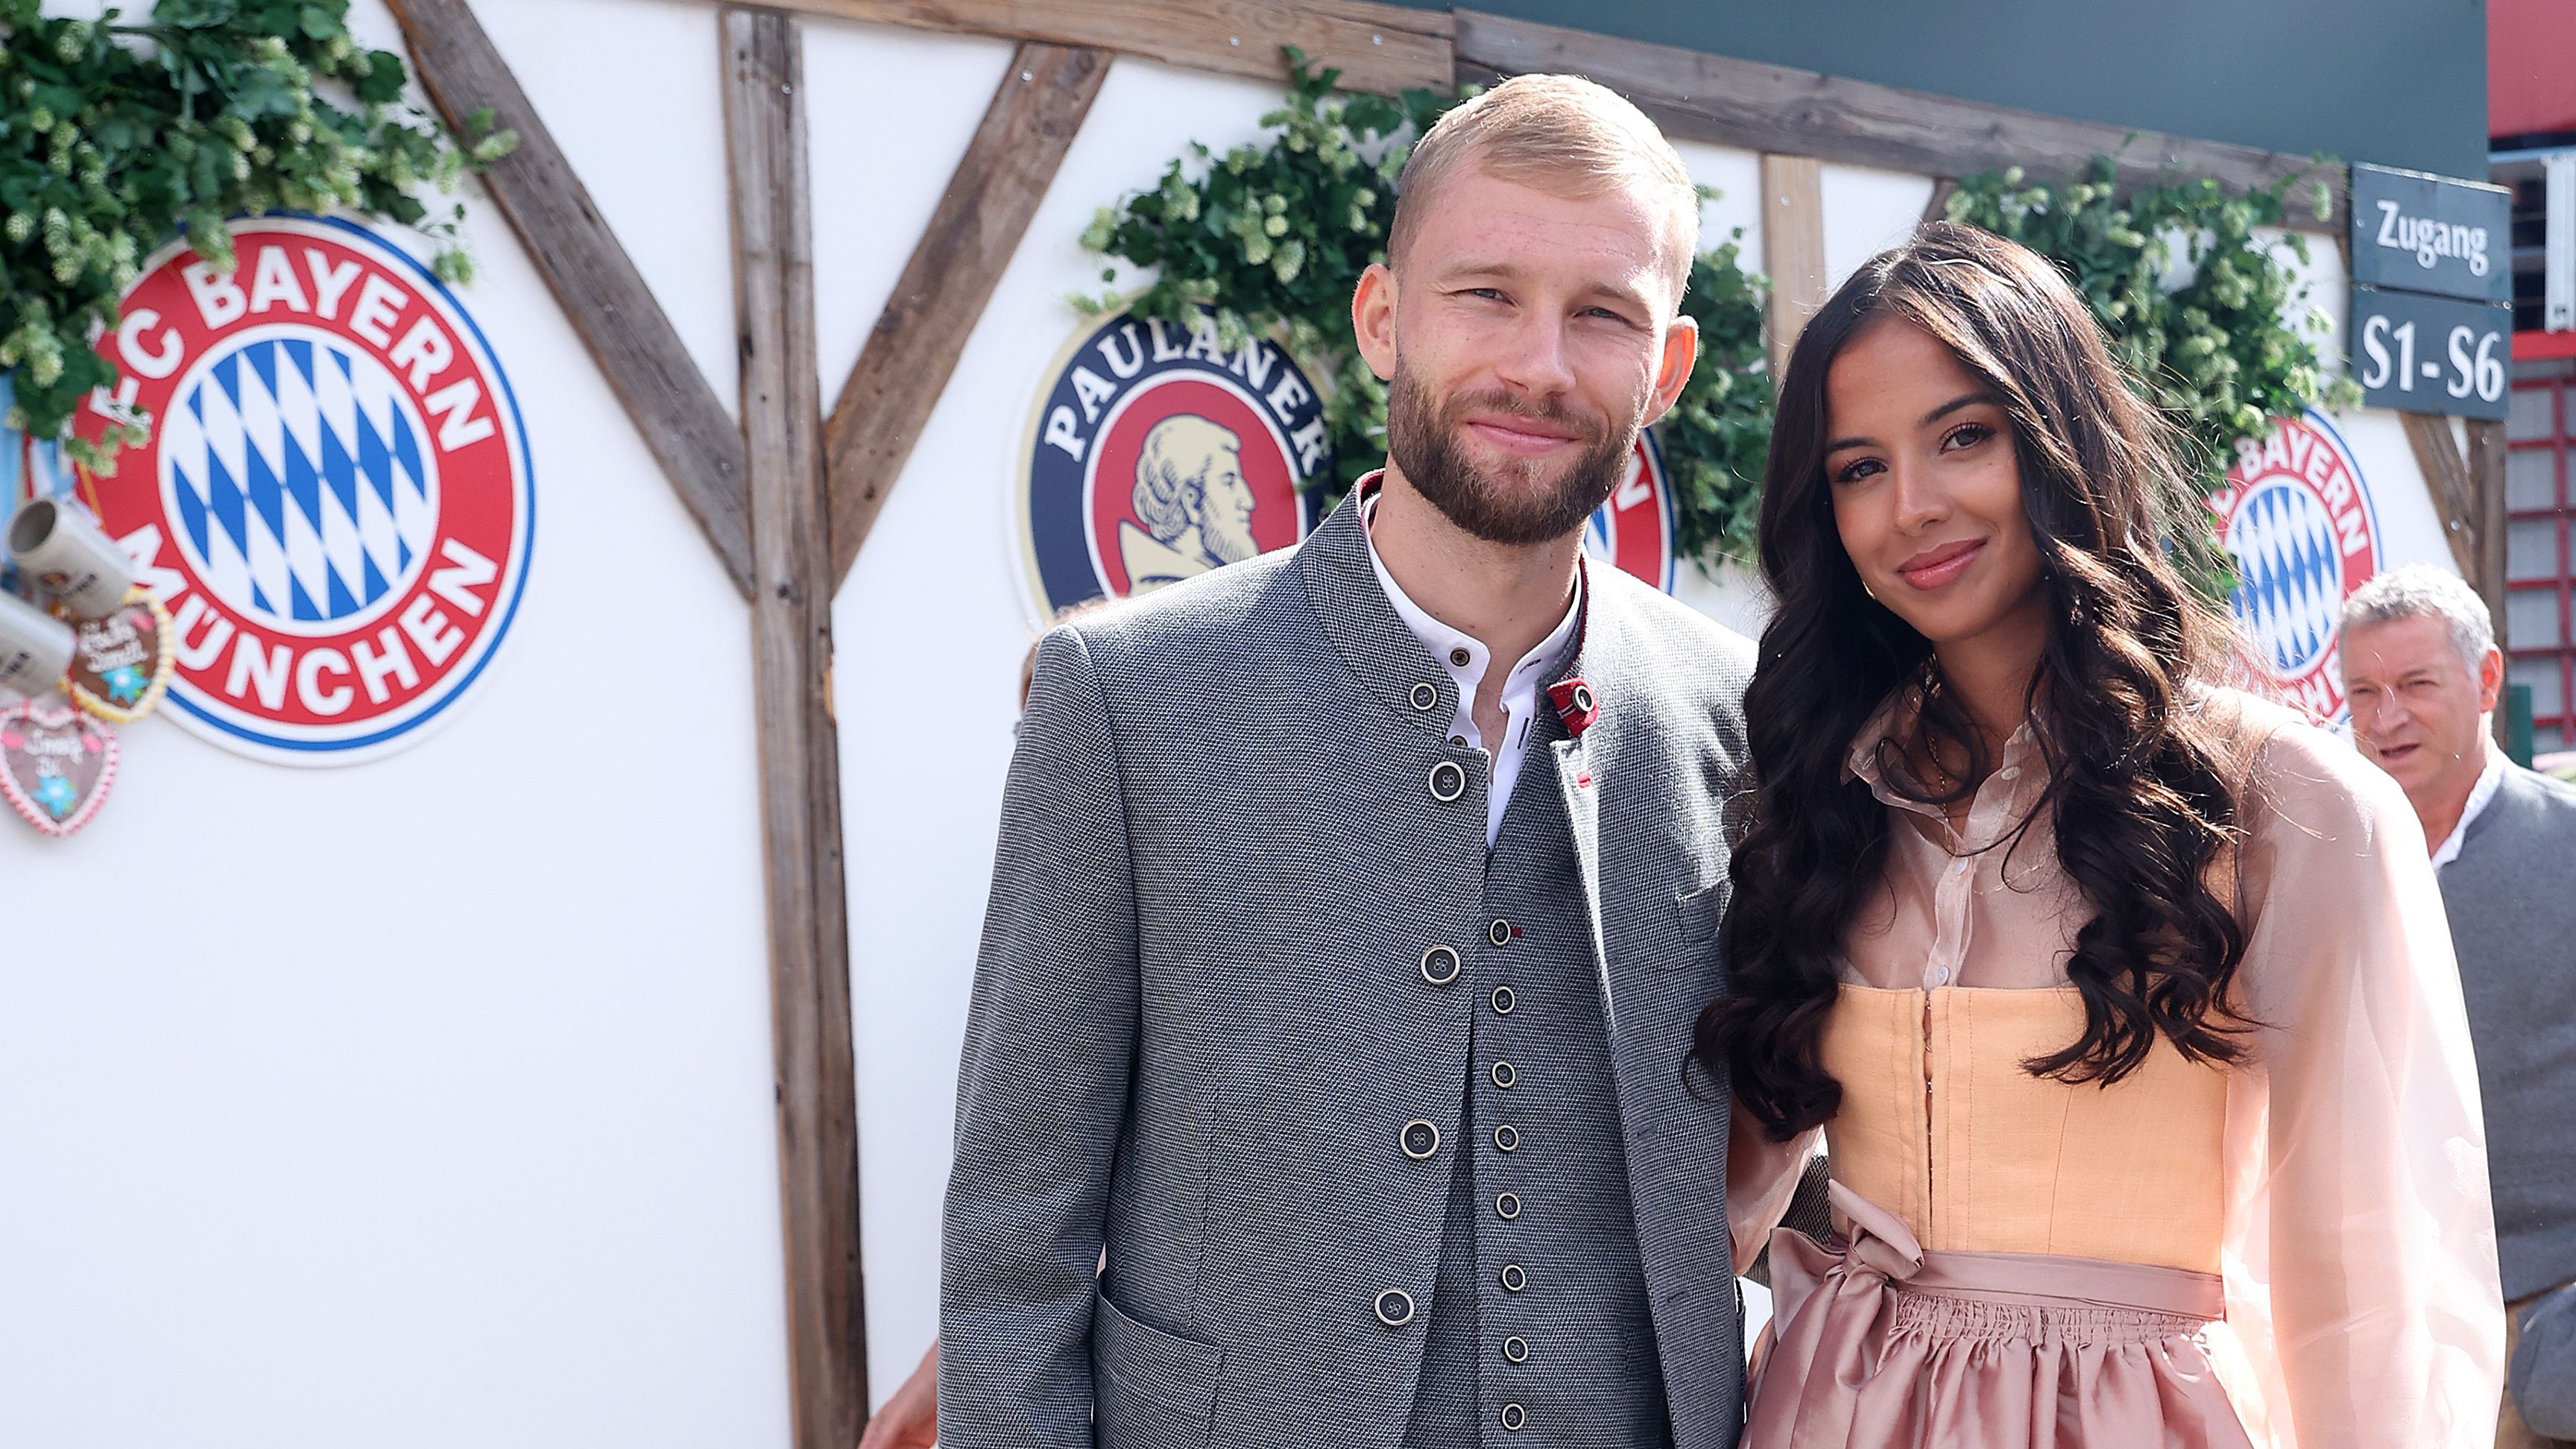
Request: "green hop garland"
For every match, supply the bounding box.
[0,0,514,467]
[1079,54,2346,580]
[1943,157,2355,590]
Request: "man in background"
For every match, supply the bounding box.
[2343,564,2576,1449]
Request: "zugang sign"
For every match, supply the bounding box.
[78,217,533,765]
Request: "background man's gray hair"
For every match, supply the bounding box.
[2342,563,2496,672]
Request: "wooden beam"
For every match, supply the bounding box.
[2400,411,2484,579]
[2466,417,2513,749]
[385,0,755,599]
[1921,177,1957,226]
[826,42,1109,587]
[1761,154,1825,382]
[2468,416,2512,640]
[722,10,867,1449]
[721,0,1450,95]
[1453,10,2345,234]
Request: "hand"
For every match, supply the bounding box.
[857,1341,938,1449]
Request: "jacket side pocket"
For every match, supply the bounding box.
[1093,1289,1222,1449]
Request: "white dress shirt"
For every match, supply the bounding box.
[1362,499,1583,847]
[2430,741,2509,870]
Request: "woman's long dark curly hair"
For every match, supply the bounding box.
[1694,222,2253,1142]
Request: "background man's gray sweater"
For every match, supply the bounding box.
[2441,763,2576,1301]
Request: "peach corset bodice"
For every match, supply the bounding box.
[1819,983,2229,1274]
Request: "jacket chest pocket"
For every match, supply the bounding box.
[1093,1288,1222,1449]
[1667,878,1728,970]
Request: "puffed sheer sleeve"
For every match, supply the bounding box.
[2217,717,2504,1449]
[1726,1102,1821,1275]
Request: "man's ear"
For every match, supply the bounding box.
[2478,645,2505,714]
[1640,313,1699,429]
[1353,262,1399,382]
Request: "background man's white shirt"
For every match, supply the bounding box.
[2431,742,2510,870]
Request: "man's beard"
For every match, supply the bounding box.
[1385,367,1637,546]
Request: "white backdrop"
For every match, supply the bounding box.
[0,1,790,1445]
[0,4,2469,1441]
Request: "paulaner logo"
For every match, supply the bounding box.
[2373,198,2492,277]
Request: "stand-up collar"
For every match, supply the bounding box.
[1301,472,1609,737]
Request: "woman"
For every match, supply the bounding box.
[1702,222,2502,1448]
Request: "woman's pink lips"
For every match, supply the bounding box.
[1895,538,1985,590]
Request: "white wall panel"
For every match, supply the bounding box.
[1676,139,1764,270]
[469,0,740,420]
[806,21,1020,393]
[0,4,790,1445]
[1819,162,1936,294]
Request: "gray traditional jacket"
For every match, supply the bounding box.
[939,491,1755,1449]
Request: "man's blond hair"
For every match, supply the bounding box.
[1388,74,1699,306]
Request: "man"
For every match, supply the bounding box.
[941,75,1754,1449]
[2343,564,2576,1449]
[1122,414,1259,590]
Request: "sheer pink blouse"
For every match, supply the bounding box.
[1726,686,2505,1448]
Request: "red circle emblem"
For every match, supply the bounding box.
[2208,411,2381,722]
[76,217,533,765]
[1083,373,1306,599]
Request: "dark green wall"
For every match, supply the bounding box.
[1399,1,2490,183]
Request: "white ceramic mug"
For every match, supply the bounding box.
[7,498,136,619]
[0,589,75,696]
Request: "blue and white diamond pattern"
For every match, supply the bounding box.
[2225,479,2343,676]
[159,334,436,631]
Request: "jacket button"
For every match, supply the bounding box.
[1419,944,1462,985]
[1495,1192,1521,1220]
[1489,918,1512,947]
[1409,681,1439,710]
[1490,1059,1517,1089]
[1401,1120,1441,1160]
[1428,760,1467,802]
[1503,1334,1530,1363]
[1375,1289,1415,1327]
[1493,1124,1520,1152]
[1500,1403,1527,1432]
[1500,1263,1527,1292]
[1491,985,1516,1016]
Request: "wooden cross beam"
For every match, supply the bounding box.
[387,0,756,599]
[722,10,869,1448]
[1452,10,2347,235]
[1760,154,1825,380]
[388,5,1128,1439]
[2402,411,2486,580]
[655,0,1453,95]
[826,42,1110,586]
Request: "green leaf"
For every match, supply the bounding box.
[353,51,405,104]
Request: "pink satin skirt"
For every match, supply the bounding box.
[1742,1183,2254,1448]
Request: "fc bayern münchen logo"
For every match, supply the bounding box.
[1586,432,1676,593]
[1017,308,1676,620]
[2209,410,2380,722]
[79,216,533,765]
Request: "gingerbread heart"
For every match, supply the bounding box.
[0,695,117,837]
[63,588,172,723]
